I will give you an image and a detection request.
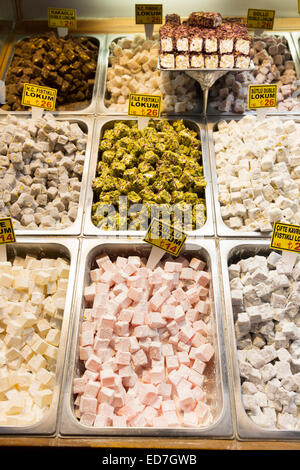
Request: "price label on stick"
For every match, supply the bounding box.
[144,218,186,270]
[22,83,57,112]
[0,217,16,262]
[144,218,186,256]
[270,221,300,268]
[135,4,162,24]
[128,93,161,118]
[248,84,277,109]
[270,222,300,254]
[0,218,16,245]
[48,7,77,29]
[247,9,275,30]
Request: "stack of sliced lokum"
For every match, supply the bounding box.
[159,12,251,70]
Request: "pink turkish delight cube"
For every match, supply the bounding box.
[179,325,195,344]
[80,396,98,414]
[195,271,210,287]
[80,412,96,426]
[166,355,179,372]
[194,343,214,362]
[73,377,86,394]
[157,382,172,398]
[97,386,114,404]
[84,380,101,398]
[183,411,198,427]
[85,354,102,373]
[180,267,195,281]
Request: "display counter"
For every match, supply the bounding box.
[0,0,300,452]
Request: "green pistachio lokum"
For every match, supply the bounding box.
[92,119,206,230]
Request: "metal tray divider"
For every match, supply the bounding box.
[219,239,300,440]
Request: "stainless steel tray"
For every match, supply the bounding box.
[0,113,94,236]
[220,239,300,440]
[291,32,300,63]
[98,33,202,116]
[0,236,79,435]
[207,31,300,116]
[59,238,233,437]
[207,114,300,238]
[0,33,105,115]
[83,116,215,238]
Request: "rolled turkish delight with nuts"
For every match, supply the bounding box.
[235,34,252,55]
[217,24,234,54]
[235,53,251,68]
[203,29,218,53]
[205,54,219,68]
[190,53,204,68]
[174,25,189,52]
[220,54,235,68]
[188,11,222,28]
[159,52,175,69]
[165,13,181,26]
[189,27,203,52]
[175,52,190,69]
[159,24,175,52]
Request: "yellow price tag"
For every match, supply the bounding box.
[135,4,163,24]
[22,83,57,111]
[0,218,16,245]
[270,222,300,254]
[247,9,275,30]
[128,93,161,118]
[48,7,77,29]
[248,84,277,109]
[144,218,186,257]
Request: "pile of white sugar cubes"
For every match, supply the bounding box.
[230,250,300,430]
[105,34,200,114]
[0,114,87,230]
[73,253,216,428]
[0,253,70,425]
[213,115,300,233]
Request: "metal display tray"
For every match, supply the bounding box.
[59,238,233,437]
[0,236,79,435]
[207,31,300,116]
[220,239,300,440]
[83,115,215,238]
[0,33,105,115]
[207,114,300,238]
[291,32,300,63]
[98,33,203,116]
[0,113,94,236]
